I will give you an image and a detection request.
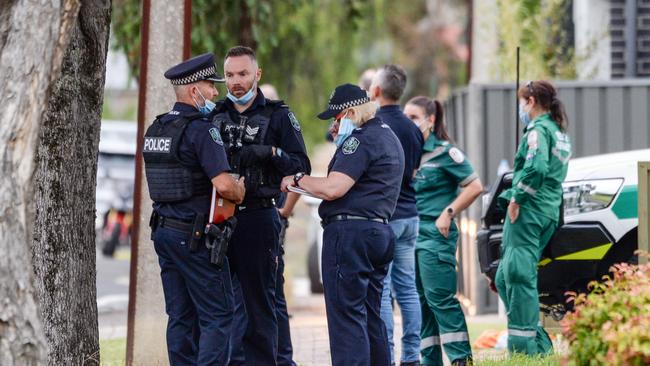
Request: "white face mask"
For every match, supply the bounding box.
[413,119,430,135]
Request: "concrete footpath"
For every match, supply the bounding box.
[287,290,508,366]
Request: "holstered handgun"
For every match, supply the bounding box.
[149,211,160,240]
[205,216,238,268]
[189,213,206,252]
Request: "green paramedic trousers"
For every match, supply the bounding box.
[495,208,555,355]
[415,220,472,365]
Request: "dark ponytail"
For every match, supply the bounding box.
[550,97,568,131]
[518,80,568,131]
[406,96,452,142]
[431,100,452,141]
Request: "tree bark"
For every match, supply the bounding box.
[32,0,111,365]
[0,1,81,365]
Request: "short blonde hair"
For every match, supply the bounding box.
[347,101,379,126]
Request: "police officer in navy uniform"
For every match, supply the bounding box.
[281,83,405,366]
[210,46,311,365]
[142,53,246,365]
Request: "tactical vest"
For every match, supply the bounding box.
[210,100,284,199]
[143,113,212,202]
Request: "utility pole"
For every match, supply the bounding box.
[127,1,192,364]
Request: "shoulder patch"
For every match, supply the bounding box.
[288,112,301,132]
[449,147,465,164]
[209,127,223,146]
[342,137,360,155]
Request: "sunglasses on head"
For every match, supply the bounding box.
[526,80,534,96]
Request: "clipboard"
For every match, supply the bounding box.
[287,185,319,199]
[209,186,235,224]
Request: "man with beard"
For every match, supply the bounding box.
[210,46,311,365]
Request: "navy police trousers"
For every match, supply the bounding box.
[153,226,234,366]
[230,245,296,366]
[227,207,280,365]
[322,220,395,366]
[229,214,296,365]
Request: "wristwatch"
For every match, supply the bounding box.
[293,172,306,187]
[446,207,455,218]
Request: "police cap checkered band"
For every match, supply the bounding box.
[317,83,371,120]
[170,65,219,85]
[326,96,371,110]
[164,53,225,85]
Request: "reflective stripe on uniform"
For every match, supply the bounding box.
[421,162,439,169]
[419,146,446,167]
[459,172,478,187]
[551,147,571,164]
[508,329,537,338]
[440,331,469,344]
[420,336,441,349]
[516,182,537,196]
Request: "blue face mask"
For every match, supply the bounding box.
[335,116,355,147]
[227,82,256,105]
[193,89,216,116]
[518,103,531,126]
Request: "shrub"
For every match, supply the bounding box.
[561,254,650,366]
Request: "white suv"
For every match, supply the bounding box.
[478,149,649,319]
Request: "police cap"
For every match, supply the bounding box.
[317,83,370,120]
[164,53,225,85]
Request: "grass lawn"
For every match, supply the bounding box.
[100,323,561,365]
[100,338,126,366]
[476,353,560,365]
[467,322,561,365]
[467,321,506,342]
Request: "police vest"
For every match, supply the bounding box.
[210,100,286,199]
[143,113,212,202]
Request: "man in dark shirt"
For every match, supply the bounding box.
[369,64,424,366]
[143,53,246,365]
[211,46,311,365]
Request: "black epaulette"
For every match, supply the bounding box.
[266,99,289,110]
[155,111,204,121]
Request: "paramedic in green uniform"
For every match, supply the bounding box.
[404,97,483,366]
[495,80,571,355]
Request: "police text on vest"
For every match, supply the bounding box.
[144,137,172,153]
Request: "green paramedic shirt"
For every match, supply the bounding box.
[414,135,478,218]
[499,113,572,222]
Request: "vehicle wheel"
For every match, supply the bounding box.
[307,241,323,294]
[102,223,122,257]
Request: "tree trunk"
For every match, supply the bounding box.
[0,1,81,365]
[238,1,257,49]
[32,0,111,365]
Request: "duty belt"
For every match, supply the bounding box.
[157,215,194,233]
[321,214,388,227]
[150,212,207,252]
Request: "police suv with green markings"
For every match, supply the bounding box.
[478,149,649,319]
